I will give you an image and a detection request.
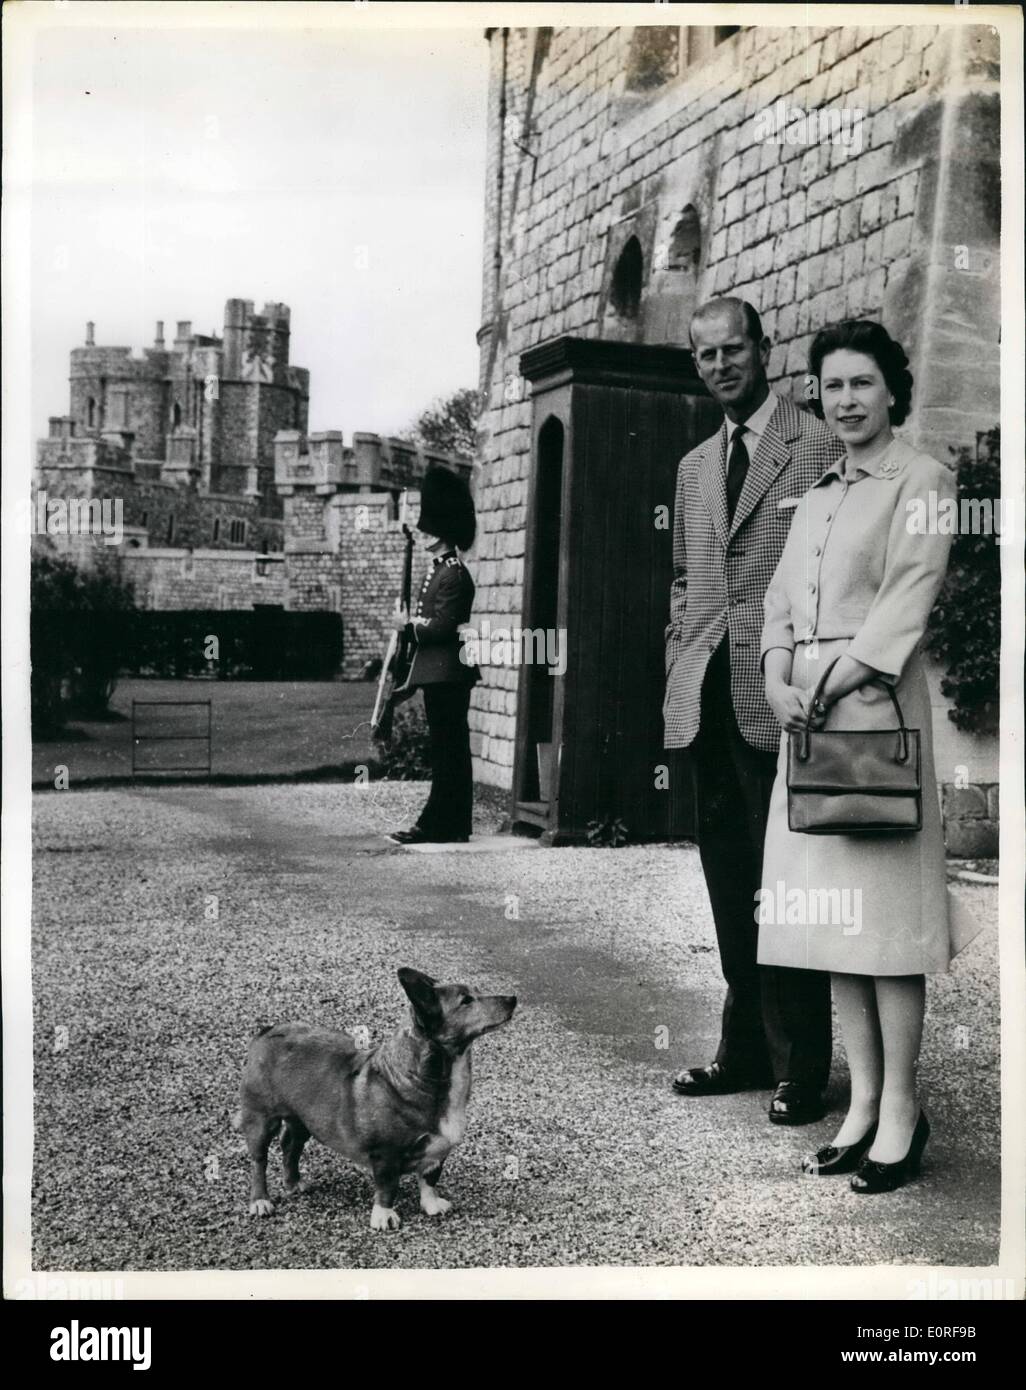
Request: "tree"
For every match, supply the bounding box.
[31,548,136,731]
[402,387,481,458]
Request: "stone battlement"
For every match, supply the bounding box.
[274,429,471,495]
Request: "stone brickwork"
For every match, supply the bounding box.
[274,430,470,497]
[941,784,1000,859]
[121,549,287,611]
[37,419,280,555]
[335,495,415,679]
[473,21,1001,794]
[280,475,464,681]
[274,430,474,677]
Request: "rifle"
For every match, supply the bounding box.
[370,523,416,742]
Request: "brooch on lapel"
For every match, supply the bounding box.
[878,457,902,478]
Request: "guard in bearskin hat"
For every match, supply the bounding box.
[387,466,479,845]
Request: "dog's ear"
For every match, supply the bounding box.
[398,968,442,1031]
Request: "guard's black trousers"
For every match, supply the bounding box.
[689,640,832,1088]
[418,683,474,840]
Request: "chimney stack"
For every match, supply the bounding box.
[155,320,165,347]
[85,321,95,346]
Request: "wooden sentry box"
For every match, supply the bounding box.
[512,337,720,845]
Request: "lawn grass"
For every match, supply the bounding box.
[32,678,382,787]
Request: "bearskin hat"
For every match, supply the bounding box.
[416,466,476,551]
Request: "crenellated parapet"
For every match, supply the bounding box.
[274,428,472,498]
[37,416,135,479]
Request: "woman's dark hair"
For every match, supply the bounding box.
[807,319,913,426]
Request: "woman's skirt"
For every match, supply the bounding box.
[757,639,951,976]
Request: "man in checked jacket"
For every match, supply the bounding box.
[664,297,843,1124]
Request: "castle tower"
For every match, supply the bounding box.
[222,298,252,379]
[216,298,308,514]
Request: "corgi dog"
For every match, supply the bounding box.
[234,968,516,1231]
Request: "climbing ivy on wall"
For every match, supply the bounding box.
[925,427,1001,733]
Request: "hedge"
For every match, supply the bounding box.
[925,427,1001,733]
[32,608,344,688]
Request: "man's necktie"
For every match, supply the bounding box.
[726,424,750,525]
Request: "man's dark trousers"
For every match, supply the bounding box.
[689,639,831,1087]
[418,684,473,839]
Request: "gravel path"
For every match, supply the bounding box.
[31,782,1000,1270]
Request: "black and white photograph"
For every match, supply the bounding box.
[3,0,1024,1320]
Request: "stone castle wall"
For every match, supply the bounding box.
[283,491,420,680]
[121,549,288,611]
[335,496,415,679]
[37,425,281,554]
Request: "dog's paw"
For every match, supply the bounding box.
[419,1191,452,1218]
[370,1204,402,1232]
[284,1179,312,1196]
[248,1198,275,1217]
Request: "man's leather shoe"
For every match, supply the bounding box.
[672,1062,773,1096]
[386,827,422,844]
[768,1080,826,1125]
[387,827,468,845]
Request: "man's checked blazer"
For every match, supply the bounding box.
[663,393,845,753]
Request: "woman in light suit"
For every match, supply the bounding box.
[757,321,955,1193]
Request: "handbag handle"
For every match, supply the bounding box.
[796,656,910,764]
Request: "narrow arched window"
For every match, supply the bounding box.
[87,397,97,428]
[172,401,182,429]
[610,237,643,319]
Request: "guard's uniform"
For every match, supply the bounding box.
[407,550,479,841]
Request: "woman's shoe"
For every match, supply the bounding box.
[850,1111,930,1193]
[801,1121,878,1176]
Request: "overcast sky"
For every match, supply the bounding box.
[29,20,488,441]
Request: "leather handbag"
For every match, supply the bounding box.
[787,658,922,834]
